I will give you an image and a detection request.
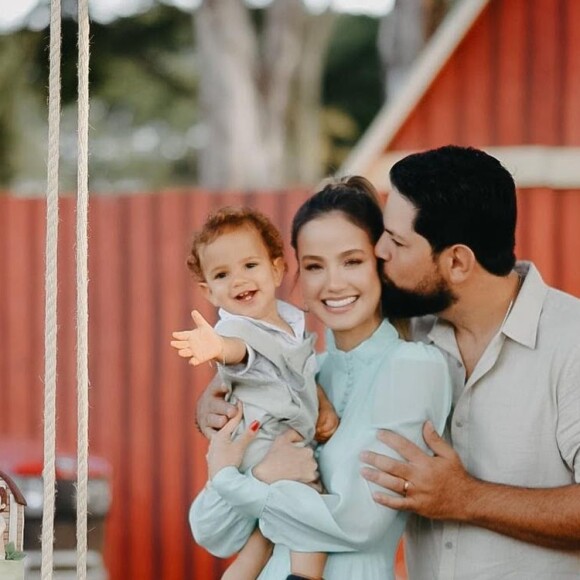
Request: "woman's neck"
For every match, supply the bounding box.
[332,312,382,352]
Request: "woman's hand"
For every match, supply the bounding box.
[207,404,260,480]
[196,376,238,439]
[253,429,319,485]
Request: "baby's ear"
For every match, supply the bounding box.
[272,257,286,287]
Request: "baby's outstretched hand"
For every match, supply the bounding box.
[171,310,223,366]
[315,385,340,442]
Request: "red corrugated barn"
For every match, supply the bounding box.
[1,1,579,579]
[344,0,580,298]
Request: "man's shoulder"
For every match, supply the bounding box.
[408,315,438,344]
[540,286,580,341]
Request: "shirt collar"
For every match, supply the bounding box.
[426,261,548,352]
[325,319,399,361]
[218,299,305,337]
[501,261,548,349]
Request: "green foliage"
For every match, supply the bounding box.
[4,542,25,561]
[323,14,383,171]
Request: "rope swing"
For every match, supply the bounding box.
[42,0,91,577]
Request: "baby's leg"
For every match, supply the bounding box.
[289,551,327,580]
[221,528,273,580]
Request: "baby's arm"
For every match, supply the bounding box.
[171,310,247,366]
[315,384,339,443]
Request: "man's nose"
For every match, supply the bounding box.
[375,234,391,261]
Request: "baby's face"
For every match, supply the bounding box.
[198,226,285,323]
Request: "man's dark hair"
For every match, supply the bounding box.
[389,145,517,275]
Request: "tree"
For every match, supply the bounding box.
[195,0,336,189]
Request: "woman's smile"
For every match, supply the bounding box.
[322,296,359,309]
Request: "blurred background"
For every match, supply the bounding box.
[0,0,453,195]
[1,0,579,578]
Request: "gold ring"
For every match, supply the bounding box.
[403,480,410,496]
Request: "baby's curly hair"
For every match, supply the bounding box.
[187,206,287,281]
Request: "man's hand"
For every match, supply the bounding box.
[196,376,237,439]
[207,404,260,479]
[171,310,223,366]
[315,387,340,443]
[360,421,476,520]
[253,429,319,485]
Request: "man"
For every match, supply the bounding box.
[198,146,580,578]
[361,145,580,579]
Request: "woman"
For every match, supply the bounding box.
[191,177,452,580]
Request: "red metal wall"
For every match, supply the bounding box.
[1,186,579,579]
[388,0,580,151]
[0,190,314,580]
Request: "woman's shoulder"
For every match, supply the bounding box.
[380,340,450,395]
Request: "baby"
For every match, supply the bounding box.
[171,206,338,580]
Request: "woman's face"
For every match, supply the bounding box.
[297,211,382,351]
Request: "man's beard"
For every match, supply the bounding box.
[380,272,457,318]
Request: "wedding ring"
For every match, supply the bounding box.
[403,480,410,496]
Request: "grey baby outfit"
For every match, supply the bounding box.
[216,300,319,472]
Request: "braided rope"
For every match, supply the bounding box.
[41,0,61,577]
[76,0,91,577]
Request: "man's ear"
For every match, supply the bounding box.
[198,282,218,307]
[272,257,286,288]
[439,244,475,284]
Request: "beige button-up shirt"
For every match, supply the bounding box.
[405,262,580,579]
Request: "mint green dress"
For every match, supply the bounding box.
[190,320,452,580]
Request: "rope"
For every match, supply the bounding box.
[41,0,61,576]
[76,0,91,577]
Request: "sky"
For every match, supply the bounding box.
[0,0,395,32]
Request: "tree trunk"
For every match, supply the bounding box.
[194,0,335,189]
[195,0,269,189]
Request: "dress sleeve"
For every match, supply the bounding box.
[212,343,453,553]
[189,482,257,558]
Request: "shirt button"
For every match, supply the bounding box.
[456,360,462,368]
[455,420,464,428]
[445,542,453,549]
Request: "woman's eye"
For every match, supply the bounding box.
[246,262,258,269]
[345,259,363,267]
[214,272,227,280]
[392,240,403,248]
[304,264,321,271]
